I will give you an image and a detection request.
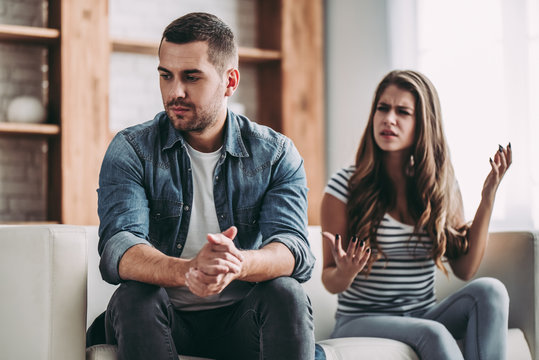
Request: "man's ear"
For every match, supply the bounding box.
[224,68,240,97]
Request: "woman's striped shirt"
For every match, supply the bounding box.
[325,166,436,316]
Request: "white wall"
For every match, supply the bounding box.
[324,0,538,230]
[324,0,391,178]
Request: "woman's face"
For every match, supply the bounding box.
[373,84,416,153]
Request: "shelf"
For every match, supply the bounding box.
[0,221,60,225]
[238,47,281,63]
[111,38,281,63]
[0,122,60,136]
[0,24,60,44]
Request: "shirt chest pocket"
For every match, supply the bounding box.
[233,205,261,248]
[148,199,183,250]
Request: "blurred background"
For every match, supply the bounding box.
[326,0,538,231]
[0,0,537,231]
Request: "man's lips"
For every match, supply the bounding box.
[169,105,190,115]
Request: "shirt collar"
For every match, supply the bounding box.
[161,109,249,158]
[222,108,249,158]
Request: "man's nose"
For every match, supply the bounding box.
[170,81,186,99]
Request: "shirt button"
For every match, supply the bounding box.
[177,243,183,249]
[215,176,219,181]
[184,205,190,211]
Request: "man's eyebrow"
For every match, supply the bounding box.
[157,67,203,75]
[183,69,203,75]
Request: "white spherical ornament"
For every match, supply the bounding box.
[7,96,46,123]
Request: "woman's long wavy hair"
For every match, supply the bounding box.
[347,70,469,274]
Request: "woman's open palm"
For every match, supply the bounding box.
[322,231,370,278]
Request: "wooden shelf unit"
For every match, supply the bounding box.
[0,24,59,44]
[0,122,60,136]
[0,24,60,139]
[111,38,282,63]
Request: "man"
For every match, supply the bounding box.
[97,12,315,360]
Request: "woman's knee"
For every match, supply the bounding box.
[416,321,460,354]
[466,277,509,309]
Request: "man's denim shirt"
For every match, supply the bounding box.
[97,110,314,285]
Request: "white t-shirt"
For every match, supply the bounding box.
[180,143,221,259]
[166,143,252,311]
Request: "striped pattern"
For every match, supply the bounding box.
[325,167,436,316]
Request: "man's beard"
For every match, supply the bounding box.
[166,99,222,133]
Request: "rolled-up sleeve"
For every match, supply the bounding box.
[259,138,315,283]
[97,133,152,284]
[99,231,151,284]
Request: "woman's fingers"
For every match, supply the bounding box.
[497,145,508,174]
[346,236,358,257]
[322,231,342,258]
[506,142,512,165]
[357,247,371,268]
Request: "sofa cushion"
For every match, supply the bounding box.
[0,225,88,360]
[318,337,419,360]
[86,344,214,360]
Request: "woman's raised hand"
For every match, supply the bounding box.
[322,231,370,278]
[482,143,512,202]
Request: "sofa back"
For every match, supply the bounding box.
[6,225,531,359]
[0,225,88,360]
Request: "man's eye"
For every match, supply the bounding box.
[186,76,199,82]
[160,73,171,80]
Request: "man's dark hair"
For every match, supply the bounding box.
[160,12,238,73]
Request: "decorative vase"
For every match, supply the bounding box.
[7,96,46,124]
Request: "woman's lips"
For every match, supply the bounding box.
[380,129,397,137]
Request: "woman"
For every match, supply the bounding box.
[321,70,511,360]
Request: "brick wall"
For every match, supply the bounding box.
[0,0,48,222]
[0,138,47,222]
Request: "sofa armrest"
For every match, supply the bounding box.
[0,225,88,360]
[436,231,539,359]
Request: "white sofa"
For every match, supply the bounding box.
[0,225,535,360]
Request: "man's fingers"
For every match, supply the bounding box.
[206,232,244,261]
[221,226,238,240]
[197,257,241,275]
[186,268,232,297]
[207,226,237,245]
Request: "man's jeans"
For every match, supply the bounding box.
[331,277,509,360]
[105,277,315,360]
